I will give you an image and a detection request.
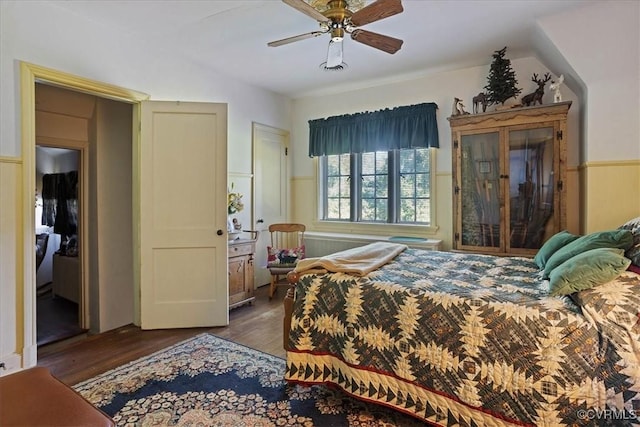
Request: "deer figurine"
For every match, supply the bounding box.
[452,97,469,116]
[521,73,552,106]
[472,92,488,114]
[549,74,564,103]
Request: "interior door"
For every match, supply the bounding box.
[140,101,228,329]
[253,123,289,287]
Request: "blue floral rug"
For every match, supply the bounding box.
[74,333,423,426]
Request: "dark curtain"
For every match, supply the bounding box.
[308,102,439,157]
[41,171,78,236]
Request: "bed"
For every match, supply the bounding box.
[283,219,640,426]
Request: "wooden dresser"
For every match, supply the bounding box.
[228,238,256,309]
[52,254,80,303]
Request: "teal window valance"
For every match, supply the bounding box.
[308,102,439,157]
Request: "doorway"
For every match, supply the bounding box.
[252,123,290,287]
[32,80,136,347]
[35,146,85,345]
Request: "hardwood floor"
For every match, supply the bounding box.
[37,285,287,386]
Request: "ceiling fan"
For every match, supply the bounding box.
[268,0,404,69]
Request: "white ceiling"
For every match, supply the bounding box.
[47,0,593,98]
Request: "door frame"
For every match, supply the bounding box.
[19,62,148,367]
[251,122,290,287]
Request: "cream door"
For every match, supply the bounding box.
[140,101,228,329]
[253,123,289,287]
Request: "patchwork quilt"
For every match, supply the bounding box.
[285,249,640,426]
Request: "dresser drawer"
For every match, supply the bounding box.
[229,242,254,257]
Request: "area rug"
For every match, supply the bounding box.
[74,333,423,426]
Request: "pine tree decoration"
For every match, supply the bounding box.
[484,47,522,105]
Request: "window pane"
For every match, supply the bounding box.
[327,198,340,218]
[400,174,415,197]
[400,150,415,173]
[340,198,351,218]
[324,154,351,220]
[321,148,431,225]
[415,149,430,172]
[327,176,340,197]
[362,176,375,197]
[376,198,387,221]
[376,175,388,197]
[327,156,339,175]
[416,199,430,222]
[361,199,375,221]
[362,152,375,174]
[416,173,429,197]
[400,198,415,222]
[397,148,430,224]
[375,152,388,173]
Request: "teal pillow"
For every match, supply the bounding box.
[543,229,633,278]
[549,248,631,296]
[534,230,579,269]
[618,216,640,267]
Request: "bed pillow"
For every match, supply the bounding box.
[534,230,579,269]
[618,216,640,267]
[549,247,631,296]
[543,229,633,279]
[267,245,305,268]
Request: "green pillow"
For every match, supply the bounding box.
[534,230,579,269]
[549,247,631,296]
[543,229,633,278]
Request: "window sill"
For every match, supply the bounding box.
[305,230,442,251]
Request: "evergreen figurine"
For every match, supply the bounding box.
[484,47,522,105]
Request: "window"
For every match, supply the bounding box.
[321,148,432,224]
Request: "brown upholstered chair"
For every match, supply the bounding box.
[0,367,115,426]
[266,223,305,299]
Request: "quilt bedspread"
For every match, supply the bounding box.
[285,249,640,426]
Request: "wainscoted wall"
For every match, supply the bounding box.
[305,232,442,258]
[580,161,640,232]
[0,158,23,373]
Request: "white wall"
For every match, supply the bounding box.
[537,0,640,163]
[0,0,291,369]
[537,1,640,230]
[290,1,640,237]
[290,57,581,246]
[0,1,291,157]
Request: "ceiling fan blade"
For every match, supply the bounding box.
[326,39,343,68]
[351,29,403,54]
[350,0,403,27]
[268,31,326,47]
[282,0,329,23]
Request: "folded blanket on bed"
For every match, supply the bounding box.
[294,241,408,276]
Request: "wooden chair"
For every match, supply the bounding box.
[267,223,305,299]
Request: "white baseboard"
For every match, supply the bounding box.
[0,352,22,376]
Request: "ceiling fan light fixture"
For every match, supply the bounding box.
[320,61,348,71]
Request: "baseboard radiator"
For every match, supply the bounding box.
[304,231,442,258]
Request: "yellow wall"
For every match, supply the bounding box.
[0,158,23,370]
[581,161,640,233]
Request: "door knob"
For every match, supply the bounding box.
[257,219,264,223]
[217,229,223,236]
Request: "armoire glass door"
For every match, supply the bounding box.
[459,131,500,249]
[507,126,555,249]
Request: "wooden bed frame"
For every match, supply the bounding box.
[282,271,299,351]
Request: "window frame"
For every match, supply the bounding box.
[317,148,437,230]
